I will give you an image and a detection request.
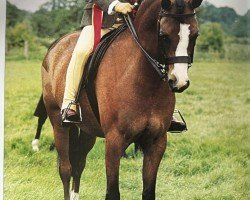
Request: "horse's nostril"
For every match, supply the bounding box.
[179,80,190,92]
[168,79,190,93]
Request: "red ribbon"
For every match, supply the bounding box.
[93,4,103,50]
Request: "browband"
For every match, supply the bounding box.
[159,11,196,18]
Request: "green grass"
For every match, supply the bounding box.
[4,59,250,199]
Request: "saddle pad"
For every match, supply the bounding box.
[83,24,127,123]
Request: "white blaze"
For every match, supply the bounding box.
[172,24,190,89]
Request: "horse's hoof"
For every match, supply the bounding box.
[32,139,39,151]
[70,191,79,200]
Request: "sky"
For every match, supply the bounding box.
[8,0,250,15]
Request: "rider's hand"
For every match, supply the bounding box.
[114,2,133,14]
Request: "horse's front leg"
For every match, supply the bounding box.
[105,129,126,200]
[141,134,167,200]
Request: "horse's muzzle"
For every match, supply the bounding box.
[168,79,190,93]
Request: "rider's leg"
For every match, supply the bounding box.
[62,25,94,113]
[61,25,111,122]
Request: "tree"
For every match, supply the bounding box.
[31,8,56,37]
[6,1,29,27]
[31,0,85,38]
[232,11,250,37]
[7,20,35,48]
[197,3,239,35]
[198,22,225,52]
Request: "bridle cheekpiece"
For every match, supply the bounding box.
[158,8,196,69]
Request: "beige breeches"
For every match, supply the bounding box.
[62,25,115,110]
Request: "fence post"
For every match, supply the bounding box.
[24,40,29,59]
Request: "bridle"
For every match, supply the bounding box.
[158,9,196,68]
[124,5,197,80]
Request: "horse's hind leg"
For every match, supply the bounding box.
[105,129,127,200]
[140,134,167,200]
[32,114,47,151]
[71,130,96,199]
[50,115,72,200]
[32,94,48,151]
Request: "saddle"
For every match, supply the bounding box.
[79,24,128,123]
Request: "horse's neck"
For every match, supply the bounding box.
[125,0,164,88]
[134,0,160,45]
[134,0,160,56]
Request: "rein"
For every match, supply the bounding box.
[124,8,196,80]
[123,15,168,80]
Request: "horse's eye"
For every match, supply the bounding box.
[159,31,168,37]
[159,31,170,41]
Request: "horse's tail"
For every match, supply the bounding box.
[32,94,48,151]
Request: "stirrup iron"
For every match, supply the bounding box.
[62,101,83,124]
[169,109,188,133]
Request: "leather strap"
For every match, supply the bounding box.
[166,56,191,64]
[159,10,195,18]
[124,15,167,80]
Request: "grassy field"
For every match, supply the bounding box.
[4,59,250,200]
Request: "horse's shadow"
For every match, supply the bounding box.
[48,140,142,159]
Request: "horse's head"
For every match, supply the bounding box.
[159,0,202,92]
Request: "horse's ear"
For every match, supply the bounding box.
[192,0,203,9]
[161,0,171,10]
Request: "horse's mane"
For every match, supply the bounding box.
[137,0,160,15]
[134,0,161,32]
